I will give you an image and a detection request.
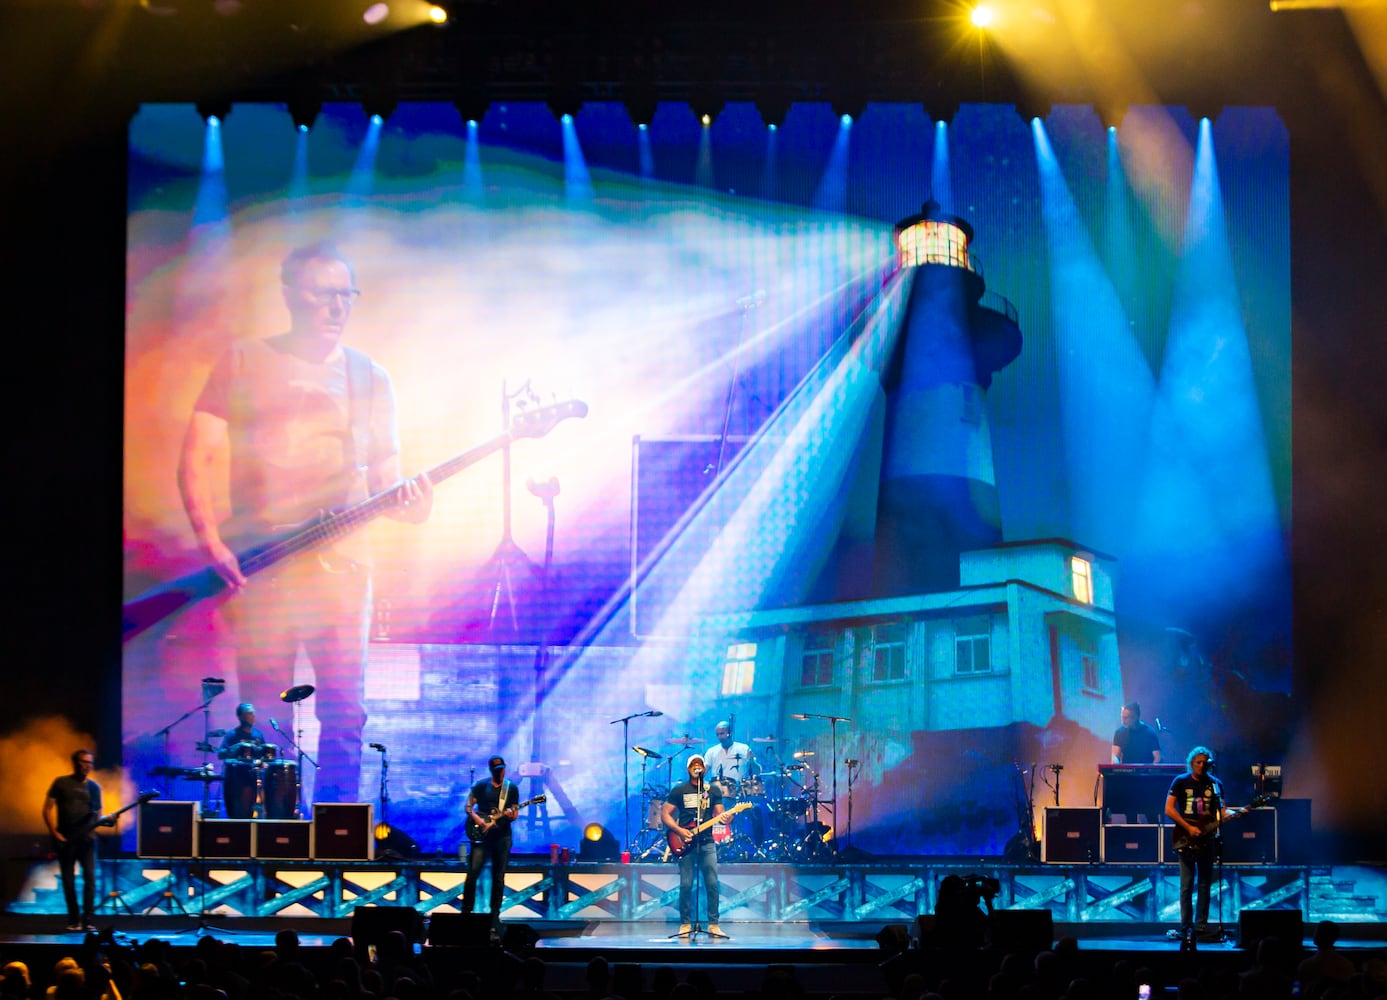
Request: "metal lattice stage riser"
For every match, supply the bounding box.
[9,861,1372,923]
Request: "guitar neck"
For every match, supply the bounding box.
[241,434,514,578]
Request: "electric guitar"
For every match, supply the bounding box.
[1171,794,1271,858]
[66,791,160,841]
[465,794,547,843]
[664,801,754,858]
[121,399,588,643]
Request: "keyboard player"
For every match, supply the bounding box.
[1111,701,1161,764]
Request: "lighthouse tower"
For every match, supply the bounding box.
[873,201,1023,595]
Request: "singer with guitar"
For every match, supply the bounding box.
[662,753,726,938]
[462,756,521,937]
[177,241,434,807]
[43,750,114,932]
[1165,745,1255,944]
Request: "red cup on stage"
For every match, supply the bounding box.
[561,846,572,863]
[549,844,560,864]
[620,850,631,864]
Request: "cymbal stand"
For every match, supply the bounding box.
[373,744,390,834]
[793,713,850,858]
[153,695,218,800]
[271,720,318,818]
[845,757,860,850]
[1046,763,1064,807]
[609,709,661,854]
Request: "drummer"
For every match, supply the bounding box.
[219,702,269,762]
[703,721,757,795]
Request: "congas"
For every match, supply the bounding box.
[739,775,765,799]
[713,777,739,800]
[223,762,257,819]
[263,761,299,819]
[257,744,279,763]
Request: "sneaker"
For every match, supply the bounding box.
[65,922,82,933]
[708,923,726,937]
[83,924,98,933]
[678,923,691,937]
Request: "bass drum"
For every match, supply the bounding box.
[223,762,257,819]
[263,761,299,819]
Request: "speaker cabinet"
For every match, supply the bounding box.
[1042,807,1100,864]
[256,820,312,860]
[1273,799,1312,865]
[989,909,1054,953]
[199,819,253,858]
[875,924,912,952]
[1103,824,1161,864]
[1223,808,1277,864]
[138,801,199,858]
[427,912,494,947]
[313,803,373,860]
[352,905,424,955]
[1239,909,1304,949]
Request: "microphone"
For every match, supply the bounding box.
[268,718,281,731]
[369,743,387,751]
[646,710,663,717]
[791,713,810,720]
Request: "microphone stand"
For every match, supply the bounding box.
[609,710,660,855]
[373,745,390,838]
[845,758,859,851]
[153,697,217,799]
[792,713,850,859]
[271,721,319,818]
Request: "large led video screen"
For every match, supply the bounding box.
[123,100,1290,858]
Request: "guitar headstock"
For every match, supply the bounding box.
[511,399,589,440]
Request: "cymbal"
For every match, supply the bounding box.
[207,729,228,738]
[281,684,315,703]
[793,750,815,759]
[195,741,216,753]
[632,745,664,759]
[666,735,701,746]
[751,735,779,744]
[784,763,806,771]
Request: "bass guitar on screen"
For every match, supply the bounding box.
[121,399,588,643]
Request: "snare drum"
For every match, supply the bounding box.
[713,778,739,799]
[739,775,765,798]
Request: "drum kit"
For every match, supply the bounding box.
[150,679,315,820]
[629,734,834,862]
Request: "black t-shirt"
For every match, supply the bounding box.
[1113,721,1161,763]
[47,774,102,839]
[470,779,516,840]
[1167,772,1222,830]
[666,779,724,841]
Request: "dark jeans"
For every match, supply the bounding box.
[56,836,96,922]
[678,838,719,924]
[462,836,511,927]
[1179,850,1214,930]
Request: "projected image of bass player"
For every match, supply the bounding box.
[178,241,432,805]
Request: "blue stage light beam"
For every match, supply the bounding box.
[761,125,780,200]
[932,121,954,213]
[637,125,654,179]
[695,115,715,189]
[345,114,385,201]
[1128,118,1289,630]
[463,119,483,196]
[560,113,594,202]
[811,112,852,213]
[1031,117,1156,556]
[191,114,228,232]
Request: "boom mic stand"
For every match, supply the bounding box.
[610,709,662,855]
[791,713,850,858]
[270,719,318,818]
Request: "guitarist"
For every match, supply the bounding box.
[1165,745,1233,944]
[42,749,113,932]
[661,753,725,938]
[177,241,433,806]
[461,756,518,937]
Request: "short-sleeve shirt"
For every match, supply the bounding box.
[195,334,399,525]
[1168,772,1222,829]
[470,779,515,840]
[666,779,724,832]
[47,775,102,839]
[1113,721,1161,764]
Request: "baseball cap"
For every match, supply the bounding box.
[688,753,706,768]
[488,756,505,770]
